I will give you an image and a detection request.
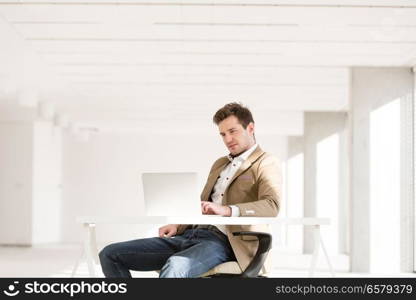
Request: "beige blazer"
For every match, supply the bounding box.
[176,146,281,273]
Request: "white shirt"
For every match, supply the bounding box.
[210,144,258,235]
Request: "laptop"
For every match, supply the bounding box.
[142,172,202,217]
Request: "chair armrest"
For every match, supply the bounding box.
[232,231,272,278]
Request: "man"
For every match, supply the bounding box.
[99,102,281,278]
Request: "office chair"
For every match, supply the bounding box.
[155,231,272,278]
[200,231,272,278]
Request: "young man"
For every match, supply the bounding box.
[99,102,281,278]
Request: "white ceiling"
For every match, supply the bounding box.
[0,0,416,134]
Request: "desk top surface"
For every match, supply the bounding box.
[76,216,330,226]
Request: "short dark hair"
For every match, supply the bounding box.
[213,102,254,129]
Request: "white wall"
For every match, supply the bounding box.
[350,67,414,273]
[61,132,287,244]
[32,121,62,244]
[0,121,33,245]
[0,104,63,245]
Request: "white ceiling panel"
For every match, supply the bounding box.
[26,40,416,58]
[2,4,416,26]
[55,67,349,84]
[50,85,349,111]
[38,53,414,66]
[11,23,416,42]
[0,0,415,134]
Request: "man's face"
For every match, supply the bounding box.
[218,115,255,156]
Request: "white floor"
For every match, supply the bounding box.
[0,244,414,278]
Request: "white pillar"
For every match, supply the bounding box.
[350,67,414,273]
[37,101,55,121]
[413,67,416,272]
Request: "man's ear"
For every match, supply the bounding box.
[248,122,255,135]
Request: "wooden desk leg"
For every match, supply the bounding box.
[84,223,97,277]
[308,225,320,277]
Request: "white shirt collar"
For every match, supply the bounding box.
[227,143,258,162]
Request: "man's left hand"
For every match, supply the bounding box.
[201,201,231,216]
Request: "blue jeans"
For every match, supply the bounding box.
[99,228,236,278]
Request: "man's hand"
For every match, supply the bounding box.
[158,224,178,238]
[201,201,232,216]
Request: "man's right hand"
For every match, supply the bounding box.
[158,224,178,238]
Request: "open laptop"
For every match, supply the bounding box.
[142,172,202,217]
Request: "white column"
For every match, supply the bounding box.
[413,67,416,272]
[32,121,62,244]
[350,67,413,273]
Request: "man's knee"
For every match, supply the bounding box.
[159,256,194,278]
[99,243,117,263]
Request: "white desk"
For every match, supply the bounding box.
[72,216,334,277]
